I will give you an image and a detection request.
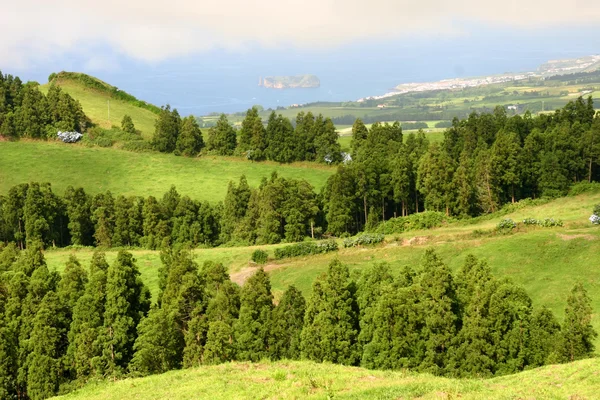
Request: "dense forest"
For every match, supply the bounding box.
[0,244,596,399]
[2,97,600,248]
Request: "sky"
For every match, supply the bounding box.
[2,0,600,114]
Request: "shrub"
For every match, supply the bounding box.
[569,182,600,196]
[374,211,450,234]
[251,249,268,264]
[496,219,516,231]
[343,233,385,248]
[522,218,563,227]
[274,240,338,260]
[122,140,153,153]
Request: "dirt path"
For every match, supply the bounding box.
[231,263,284,286]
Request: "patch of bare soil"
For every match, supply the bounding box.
[557,234,595,241]
[231,263,283,286]
[402,236,428,246]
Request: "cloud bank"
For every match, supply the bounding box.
[2,0,599,69]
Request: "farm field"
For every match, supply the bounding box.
[44,190,600,348]
[53,358,600,400]
[0,141,335,202]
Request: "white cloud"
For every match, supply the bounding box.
[1,0,599,69]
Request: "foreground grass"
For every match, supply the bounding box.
[39,78,158,139]
[44,191,600,348]
[0,141,334,202]
[53,358,600,400]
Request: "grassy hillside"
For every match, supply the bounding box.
[43,190,600,348]
[40,72,159,139]
[53,358,600,400]
[0,141,334,202]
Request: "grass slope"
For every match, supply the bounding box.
[0,141,334,202]
[43,191,600,348]
[40,74,159,139]
[53,358,600,400]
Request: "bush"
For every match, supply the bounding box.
[374,211,450,234]
[522,218,563,227]
[591,205,600,225]
[251,249,268,264]
[122,140,153,153]
[496,219,516,231]
[274,240,338,260]
[343,233,385,248]
[569,182,600,196]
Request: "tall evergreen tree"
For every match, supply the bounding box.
[559,282,597,362]
[66,252,109,381]
[151,105,180,153]
[417,249,460,374]
[301,259,360,365]
[98,251,150,378]
[175,115,204,157]
[206,114,237,155]
[234,267,273,361]
[26,292,67,400]
[269,285,306,360]
[130,307,182,376]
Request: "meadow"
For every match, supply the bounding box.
[39,76,159,139]
[44,189,600,348]
[53,358,600,400]
[0,141,334,202]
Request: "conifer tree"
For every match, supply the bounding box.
[26,292,67,400]
[491,130,521,203]
[220,176,251,243]
[206,114,237,155]
[487,283,533,374]
[449,255,496,377]
[203,320,235,364]
[350,118,368,158]
[238,107,265,158]
[152,105,180,153]
[528,307,561,367]
[99,251,150,378]
[356,262,394,350]
[269,285,306,360]
[175,115,204,157]
[234,267,273,361]
[417,144,456,215]
[66,252,108,381]
[324,165,358,236]
[57,255,88,318]
[560,282,597,362]
[301,259,360,365]
[418,249,459,374]
[314,116,342,164]
[130,307,182,376]
[90,191,115,248]
[121,114,136,134]
[63,186,93,246]
[361,284,422,370]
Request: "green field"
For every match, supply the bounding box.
[39,77,159,139]
[43,190,600,348]
[53,358,600,400]
[0,141,334,202]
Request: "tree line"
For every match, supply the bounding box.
[324,97,600,235]
[0,176,320,249]
[0,72,90,139]
[151,106,342,163]
[0,244,595,399]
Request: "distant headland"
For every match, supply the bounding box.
[258,74,320,89]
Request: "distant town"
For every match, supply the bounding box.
[358,54,600,102]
